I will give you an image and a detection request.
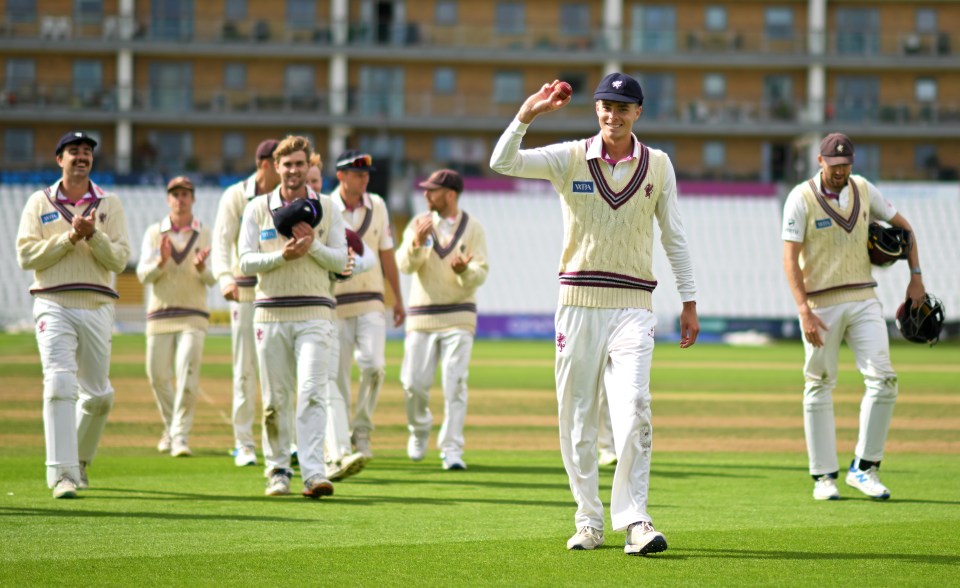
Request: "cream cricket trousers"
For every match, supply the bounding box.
[401,329,474,460]
[146,329,206,445]
[255,319,334,482]
[33,298,115,488]
[555,306,656,532]
[326,312,387,461]
[229,300,259,450]
[801,298,898,476]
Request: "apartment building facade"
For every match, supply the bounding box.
[1,0,959,187]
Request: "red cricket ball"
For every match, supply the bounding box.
[556,81,573,100]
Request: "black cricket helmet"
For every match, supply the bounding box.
[896,294,945,346]
[867,223,911,267]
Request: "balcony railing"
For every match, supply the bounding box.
[2,83,959,131]
[1,16,955,60]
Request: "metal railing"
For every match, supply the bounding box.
[1,16,954,59]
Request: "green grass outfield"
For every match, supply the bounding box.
[1,334,958,586]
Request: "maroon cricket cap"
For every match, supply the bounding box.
[255,139,279,160]
[820,133,855,165]
[418,169,463,194]
[166,175,195,193]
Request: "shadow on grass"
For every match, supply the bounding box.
[0,506,308,523]
[52,487,577,509]
[672,547,960,565]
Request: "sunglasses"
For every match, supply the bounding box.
[336,154,373,169]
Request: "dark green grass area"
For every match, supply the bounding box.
[1,333,958,586]
[1,450,958,586]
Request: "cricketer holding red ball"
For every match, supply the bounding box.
[490,74,699,556]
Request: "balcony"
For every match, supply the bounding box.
[2,16,958,68]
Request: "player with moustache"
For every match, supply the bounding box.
[490,74,700,555]
[136,176,216,458]
[237,135,351,498]
[16,131,131,498]
[212,139,280,467]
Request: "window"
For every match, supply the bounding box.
[915,78,937,102]
[149,61,193,111]
[914,144,938,174]
[435,1,457,25]
[5,58,36,92]
[495,2,525,35]
[225,0,246,21]
[73,60,103,105]
[705,6,726,31]
[75,0,102,24]
[151,0,194,40]
[222,131,245,164]
[283,64,316,101]
[148,130,193,170]
[763,75,793,119]
[630,6,676,53]
[633,72,675,119]
[433,137,453,163]
[286,0,314,30]
[560,3,589,36]
[835,75,879,122]
[916,9,937,34]
[853,143,880,179]
[703,73,725,99]
[493,71,523,103]
[837,8,879,55]
[224,63,246,90]
[764,7,793,40]
[4,128,34,164]
[703,141,725,168]
[358,66,404,116]
[6,0,36,23]
[645,140,675,160]
[434,67,456,95]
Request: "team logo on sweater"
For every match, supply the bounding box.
[815,218,832,229]
[40,211,60,224]
[99,212,107,223]
[644,183,653,198]
[572,181,594,193]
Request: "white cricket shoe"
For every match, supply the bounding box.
[813,475,840,500]
[265,469,292,496]
[170,438,192,457]
[52,475,78,499]
[845,465,890,500]
[624,521,668,556]
[567,526,604,550]
[326,452,368,481]
[234,446,257,467]
[598,450,618,467]
[157,432,172,453]
[407,433,428,462]
[441,454,467,471]
[352,433,374,459]
[78,461,89,490]
[302,475,334,499]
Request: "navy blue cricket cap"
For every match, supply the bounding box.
[336,149,375,172]
[593,73,644,105]
[55,131,98,156]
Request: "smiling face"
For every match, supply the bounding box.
[57,142,95,181]
[306,165,323,193]
[275,150,308,195]
[595,100,642,143]
[818,157,852,193]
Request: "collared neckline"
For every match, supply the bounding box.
[50,179,110,204]
[269,185,319,210]
[161,216,200,233]
[586,132,639,164]
[332,187,371,213]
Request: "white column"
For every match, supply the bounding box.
[804,0,828,177]
[602,0,623,54]
[328,0,351,162]
[808,0,827,56]
[115,122,132,174]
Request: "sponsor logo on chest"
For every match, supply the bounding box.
[260,228,277,241]
[815,218,832,229]
[41,211,60,224]
[572,181,594,194]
